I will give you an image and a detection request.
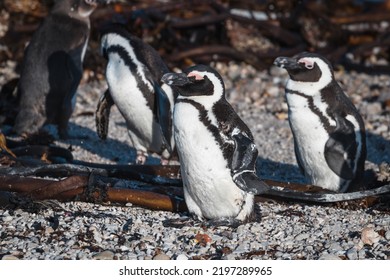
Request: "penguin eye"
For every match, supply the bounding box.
[188,76,197,83]
[298,58,315,70]
[305,63,314,70]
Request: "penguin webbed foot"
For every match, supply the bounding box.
[162,217,195,228]
[201,217,243,229]
[162,215,243,229]
[136,151,148,165]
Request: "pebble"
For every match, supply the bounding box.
[361,227,381,245]
[224,254,239,260]
[318,254,341,260]
[2,255,19,260]
[327,242,344,253]
[175,254,188,260]
[93,250,115,260]
[385,231,390,241]
[153,254,171,260]
[358,250,366,259]
[346,247,358,260]
[365,102,382,115]
[2,215,13,222]
[295,233,310,241]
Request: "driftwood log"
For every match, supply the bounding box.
[1,152,389,212]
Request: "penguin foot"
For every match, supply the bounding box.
[201,218,243,228]
[136,151,147,165]
[163,216,244,229]
[162,217,195,228]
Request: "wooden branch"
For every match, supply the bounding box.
[11,145,74,163]
[170,14,228,29]
[167,45,267,70]
[330,13,390,25]
[0,174,186,212]
[0,163,182,186]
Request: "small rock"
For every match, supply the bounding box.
[153,253,170,260]
[385,231,390,241]
[346,247,358,260]
[365,102,382,115]
[2,255,19,260]
[120,246,130,252]
[361,227,381,245]
[93,250,115,260]
[295,233,310,241]
[194,233,212,246]
[2,215,12,222]
[176,254,188,260]
[318,253,341,260]
[358,249,366,259]
[45,227,54,235]
[327,242,344,253]
[223,254,238,260]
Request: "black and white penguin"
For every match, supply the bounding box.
[14,0,110,139]
[161,65,269,225]
[97,24,176,164]
[273,52,366,192]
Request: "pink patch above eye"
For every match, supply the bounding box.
[187,71,204,80]
[298,58,314,69]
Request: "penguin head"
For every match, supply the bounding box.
[77,0,101,17]
[100,23,130,59]
[273,52,334,83]
[161,65,225,100]
[56,0,114,18]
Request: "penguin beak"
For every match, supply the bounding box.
[161,73,191,87]
[273,56,302,70]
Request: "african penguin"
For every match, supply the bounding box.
[161,65,269,225]
[274,52,366,192]
[98,24,176,164]
[14,0,110,139]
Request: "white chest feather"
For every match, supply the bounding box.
[173,102,253,220]
[286,92,344,191]
[106,54,162,153]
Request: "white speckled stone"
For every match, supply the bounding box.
[153,253,171,260]
[318,254,341,260]
[93,250,115,260]
[175,254,189,260]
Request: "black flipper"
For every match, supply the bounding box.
[266,184,390,203]
[154,82,172,153]
[95,89,114,140]
[231,133,269,194]
[324,114,357,180]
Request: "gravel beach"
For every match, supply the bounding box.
[0,58,389,260]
